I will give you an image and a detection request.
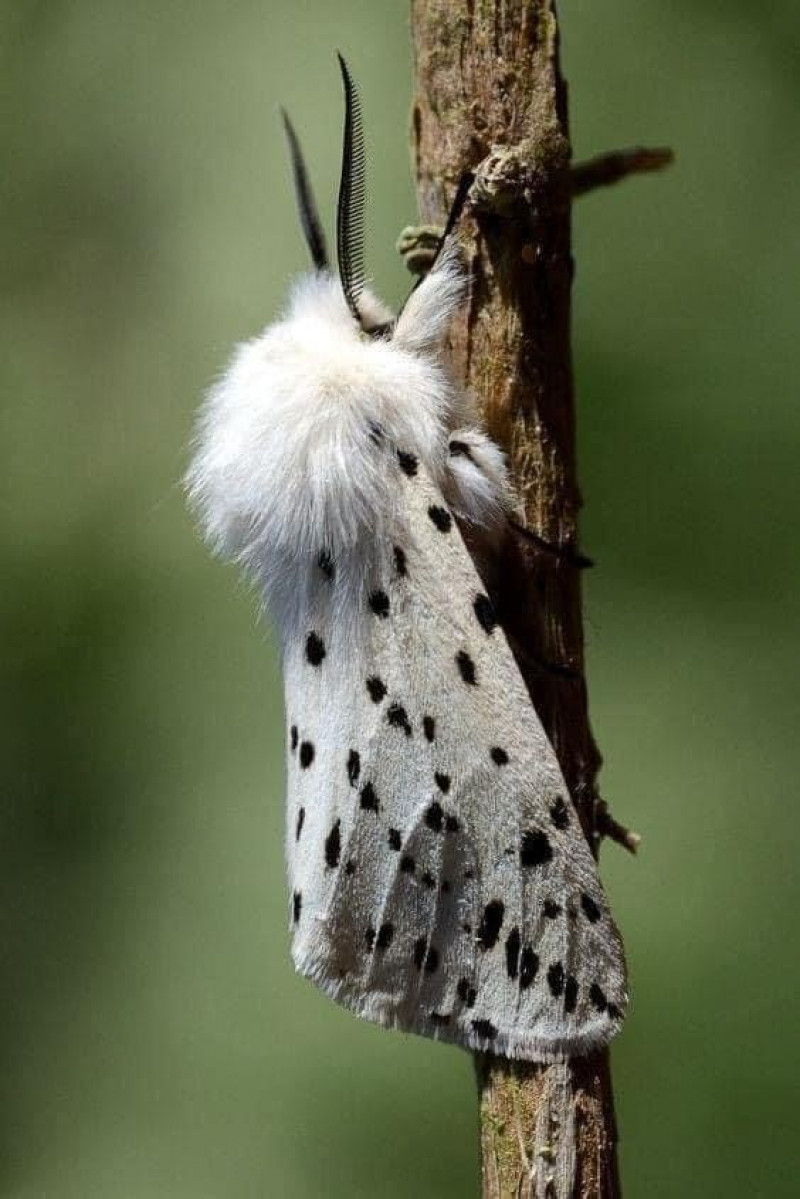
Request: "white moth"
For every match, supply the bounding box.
[186,58,627,1061]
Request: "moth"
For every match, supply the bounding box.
[187,57,627,1060]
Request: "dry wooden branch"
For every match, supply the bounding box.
[407,1,663,1194]
[571,147,674,196]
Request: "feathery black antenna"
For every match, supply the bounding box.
[432,171,474,268]
[280,107,329,271]
[336,53,366,325]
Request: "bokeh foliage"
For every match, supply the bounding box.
[2,1,799,1195]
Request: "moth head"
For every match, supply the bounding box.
[281,55,470,352]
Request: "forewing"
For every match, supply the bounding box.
[284,442,627,1060]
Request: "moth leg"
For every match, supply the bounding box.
[397,171,475,277]
[506,637,582,683]
[595,797,641,855]
[509,519,593,570]
[397,224,444,276]
[458,519,584,683]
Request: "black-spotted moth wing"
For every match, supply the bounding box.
[186,58,627,1060]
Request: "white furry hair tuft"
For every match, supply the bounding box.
[186,251,512,594]
[393,245,467,354]
[186,267,461,576]
[444,428,511,527]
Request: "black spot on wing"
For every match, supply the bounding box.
[305,632,326,666]
[519,947,539,991]
[490,746,509,766]
[421,870,436,890]
[434,772,451,794]
[317,549,335,580]
[393,545,407,576]
[347,749,360,786]
[359,782,379,813]
[473,593,498,634]
[386,703,412,736]
[365,927,376,952]
[376,923,394,950]
[423,715,436,742]
[366,676,387,703]
[425,802,444,832]
[289,725,298,753]
[400,854,416,875]
[428,505,452,533]
[457,979,477,1008]
[471,1019,497,1041]
[413,938,439,973]
[448,438,474,460]
[429,1011,451,1026]
[295,807,305,841]
[543,899,561,919]
[548,962,565,998]
[299,741,315,769]
[456,650,477,685]
[550,796,570,829]
[397,449,418,476]
[581,894,602,923]
[325,820,341,868]
[564,975,579,1014]
[505,928,521,979]
[589,983,608,1012]
[445,814,460,833]
[388,828,402,851]
[292,891,302,923]
[477,900,505,951]
[521,829,553,867]
[369,589,390,618]
[344,859,357,876]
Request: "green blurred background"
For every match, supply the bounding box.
[3,1,799,1195]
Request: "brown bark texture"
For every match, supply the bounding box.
[409,2,621,1195]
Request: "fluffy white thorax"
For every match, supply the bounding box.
[187,252,507,586]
